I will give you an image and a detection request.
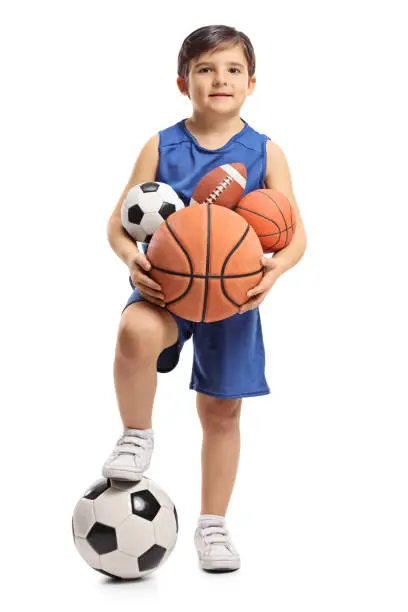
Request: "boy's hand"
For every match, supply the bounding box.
[128,252,166,308]
[239,256,282,314]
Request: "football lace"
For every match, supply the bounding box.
[204,175,232,204]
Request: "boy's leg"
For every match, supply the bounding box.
[194,392,242,571]
[114,301,179,429]
[196,393,242,516]
[103,300,179,480]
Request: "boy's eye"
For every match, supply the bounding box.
[198,67,240,73]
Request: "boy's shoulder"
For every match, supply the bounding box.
[239,121,271,152]
[157,119,189,148]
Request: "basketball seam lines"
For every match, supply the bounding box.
[163,218,195,306]
[237,193,296,248]
[258,223,296,237]
[160,213,262,317]
[221,224,255,308]
[202,205,211,322]
[150,267,264,279]
[236,204,280,225]
[258,191,291,249]
[237,205,297,236]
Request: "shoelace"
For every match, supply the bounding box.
[115,434,150,457]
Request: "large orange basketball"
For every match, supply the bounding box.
[146,204,264,323]
[235,188,296,253]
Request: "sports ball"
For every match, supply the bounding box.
[189,163,247,208]
[121,181,184,244]
[72,476,178,580]
[235,188,296,253]
[146,204,264,323]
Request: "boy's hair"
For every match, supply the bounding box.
[177,25,256,84]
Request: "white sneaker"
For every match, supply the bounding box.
[102,427,154,481]
[194,515,241,572]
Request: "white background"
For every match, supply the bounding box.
[1,0,407,610]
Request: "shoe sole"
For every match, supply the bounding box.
[102,467,146,481]
[199,556,241,572]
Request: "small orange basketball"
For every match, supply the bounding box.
[146,204,264,323]
[235,189,296,253]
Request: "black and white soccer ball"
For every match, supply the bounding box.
[121,181,184,244]
[72,476,178,579]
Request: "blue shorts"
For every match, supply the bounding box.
[122,278,271,399]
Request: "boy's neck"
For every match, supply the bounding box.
[186,114,245,138]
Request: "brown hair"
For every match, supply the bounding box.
[177,25,256,84]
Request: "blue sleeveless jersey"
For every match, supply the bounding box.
[141,117,270,253]
[130,117,272,397]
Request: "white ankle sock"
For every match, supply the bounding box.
[124,427,153,435]
[198,514,225,523]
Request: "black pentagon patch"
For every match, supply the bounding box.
[138,544,166,572]
[173,505,179,533]
[87,522,117,554]
[128,204,144,225]
[84,478,111,500]
[130,490,161,521]
[159,202,176,219]
[140,182,160,193]
[95,568,121,580]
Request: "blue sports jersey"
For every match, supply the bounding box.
[141,117,270,253]
[128,117,272,398]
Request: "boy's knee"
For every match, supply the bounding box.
[116,311,164,361]
[197,395,242,430]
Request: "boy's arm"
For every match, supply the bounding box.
[107,134,160,266]
[264,140,307,274]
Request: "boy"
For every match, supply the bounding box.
[102,25,307,572]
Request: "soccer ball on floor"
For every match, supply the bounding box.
[72,476,178,579]
[121,181,185,244]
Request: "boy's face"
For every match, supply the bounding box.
[177,44,256,116]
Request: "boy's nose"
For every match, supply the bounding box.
[212,76,228,86]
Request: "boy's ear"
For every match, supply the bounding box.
[247,75,256,95]
[177,77,189,97]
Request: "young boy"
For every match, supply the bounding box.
[102,25,307,572]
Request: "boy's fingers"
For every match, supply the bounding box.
[240,301,253,314]
[140,290,166,306]
[247,287,262,297]
[141,287,165,300]
[241,294,264,312]
[145,297,166,308]
[139,277,162,292]
[137,257,152,272]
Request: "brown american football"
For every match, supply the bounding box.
[189,163,247,209]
